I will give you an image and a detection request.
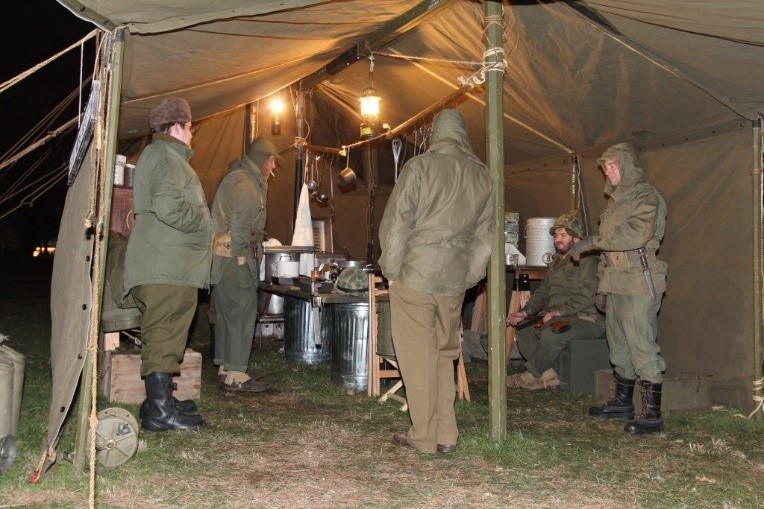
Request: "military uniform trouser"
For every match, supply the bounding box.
[389,282,464,454]
[606,292,666,383]
[516,318,605,378]
[213,257,258,373]
[132,284,198,377]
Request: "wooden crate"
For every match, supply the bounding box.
[100,348,201,404]
[593,370,712,412]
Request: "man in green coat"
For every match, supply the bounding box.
[570,142,668,435]
[506,211,605,390]
[379,109,494,454]
[210,139,281,392]
[124,97,212,432]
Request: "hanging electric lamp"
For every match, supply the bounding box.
[270,96,284,135]
[359,54,381,138]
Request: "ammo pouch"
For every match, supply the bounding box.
[213,232,232,257]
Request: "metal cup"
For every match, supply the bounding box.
[338,167,357,186]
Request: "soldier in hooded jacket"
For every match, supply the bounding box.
[569,142,668,435]
[379,109,494,454]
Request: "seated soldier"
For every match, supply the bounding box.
[506,211,604,390]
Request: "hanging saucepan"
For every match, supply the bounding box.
[338,146,356,186]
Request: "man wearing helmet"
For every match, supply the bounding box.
[506,211,604,390]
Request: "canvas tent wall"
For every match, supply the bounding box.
[49,0,764,461]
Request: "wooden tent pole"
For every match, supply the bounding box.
[484,0,507,441]
[752,117,763,421]
[73,28,125,472]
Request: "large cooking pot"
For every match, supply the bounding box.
[263,246,314,283]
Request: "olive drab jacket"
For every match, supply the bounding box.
[378,112,495,296]
[522,253,603,325]
[209,155,268,284]
[124,133,212,295]
[592,143,667,295]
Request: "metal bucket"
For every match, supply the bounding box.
[258,290,284,316]
[329,302,369,392]
[283,296,329,364]
[375,300,395,360]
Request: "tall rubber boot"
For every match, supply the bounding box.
[139,377,197,421]
[589,372,636,420]
[624,381,664,435]
[141,372,207,432]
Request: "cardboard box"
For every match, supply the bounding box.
[593,369,712,412]
[100,348,201,404]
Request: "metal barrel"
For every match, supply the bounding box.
[0,357,13,439]
[283,296,330,364]
[329,302,369,392]
[0,345,24,438]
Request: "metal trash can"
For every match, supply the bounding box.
[283,296,329,364]
[329,302,369,392]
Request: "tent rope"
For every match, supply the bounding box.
[733,377,764,419]
[459,14,507,88]
[0,30,97,95]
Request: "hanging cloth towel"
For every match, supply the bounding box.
[291,183,314,275]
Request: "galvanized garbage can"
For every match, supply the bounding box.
[283,296,330,364]
[329,302,369,392]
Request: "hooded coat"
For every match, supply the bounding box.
[124,133,212,294]
[209,154,268,283]
[378,109,494,295]
[592,143,667,295]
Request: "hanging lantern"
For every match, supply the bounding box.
[359,54,381,138]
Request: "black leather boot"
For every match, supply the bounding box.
[589,372,636,420]
[624,380,664,435]
[139,389,197,421]
[141,372,207,432]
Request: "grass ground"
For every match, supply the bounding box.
[0,255,762,508]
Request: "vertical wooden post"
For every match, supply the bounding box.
[752,117,763,421]
[484,0,507,441]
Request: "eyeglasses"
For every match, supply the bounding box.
[182,122,197,135]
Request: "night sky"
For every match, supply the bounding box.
[0,2,94,254]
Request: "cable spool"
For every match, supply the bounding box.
[524,217,556,266]
[93,407,140,474]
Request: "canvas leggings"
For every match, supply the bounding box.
[213,257,258,373]
[389,282,464,453]
[132,284,197,377]
[516,318,605,378]
[606,292,666,383]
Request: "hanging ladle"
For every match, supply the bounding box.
[392,137,402,182]
[306,154,319,193]
[315,157,331,204]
